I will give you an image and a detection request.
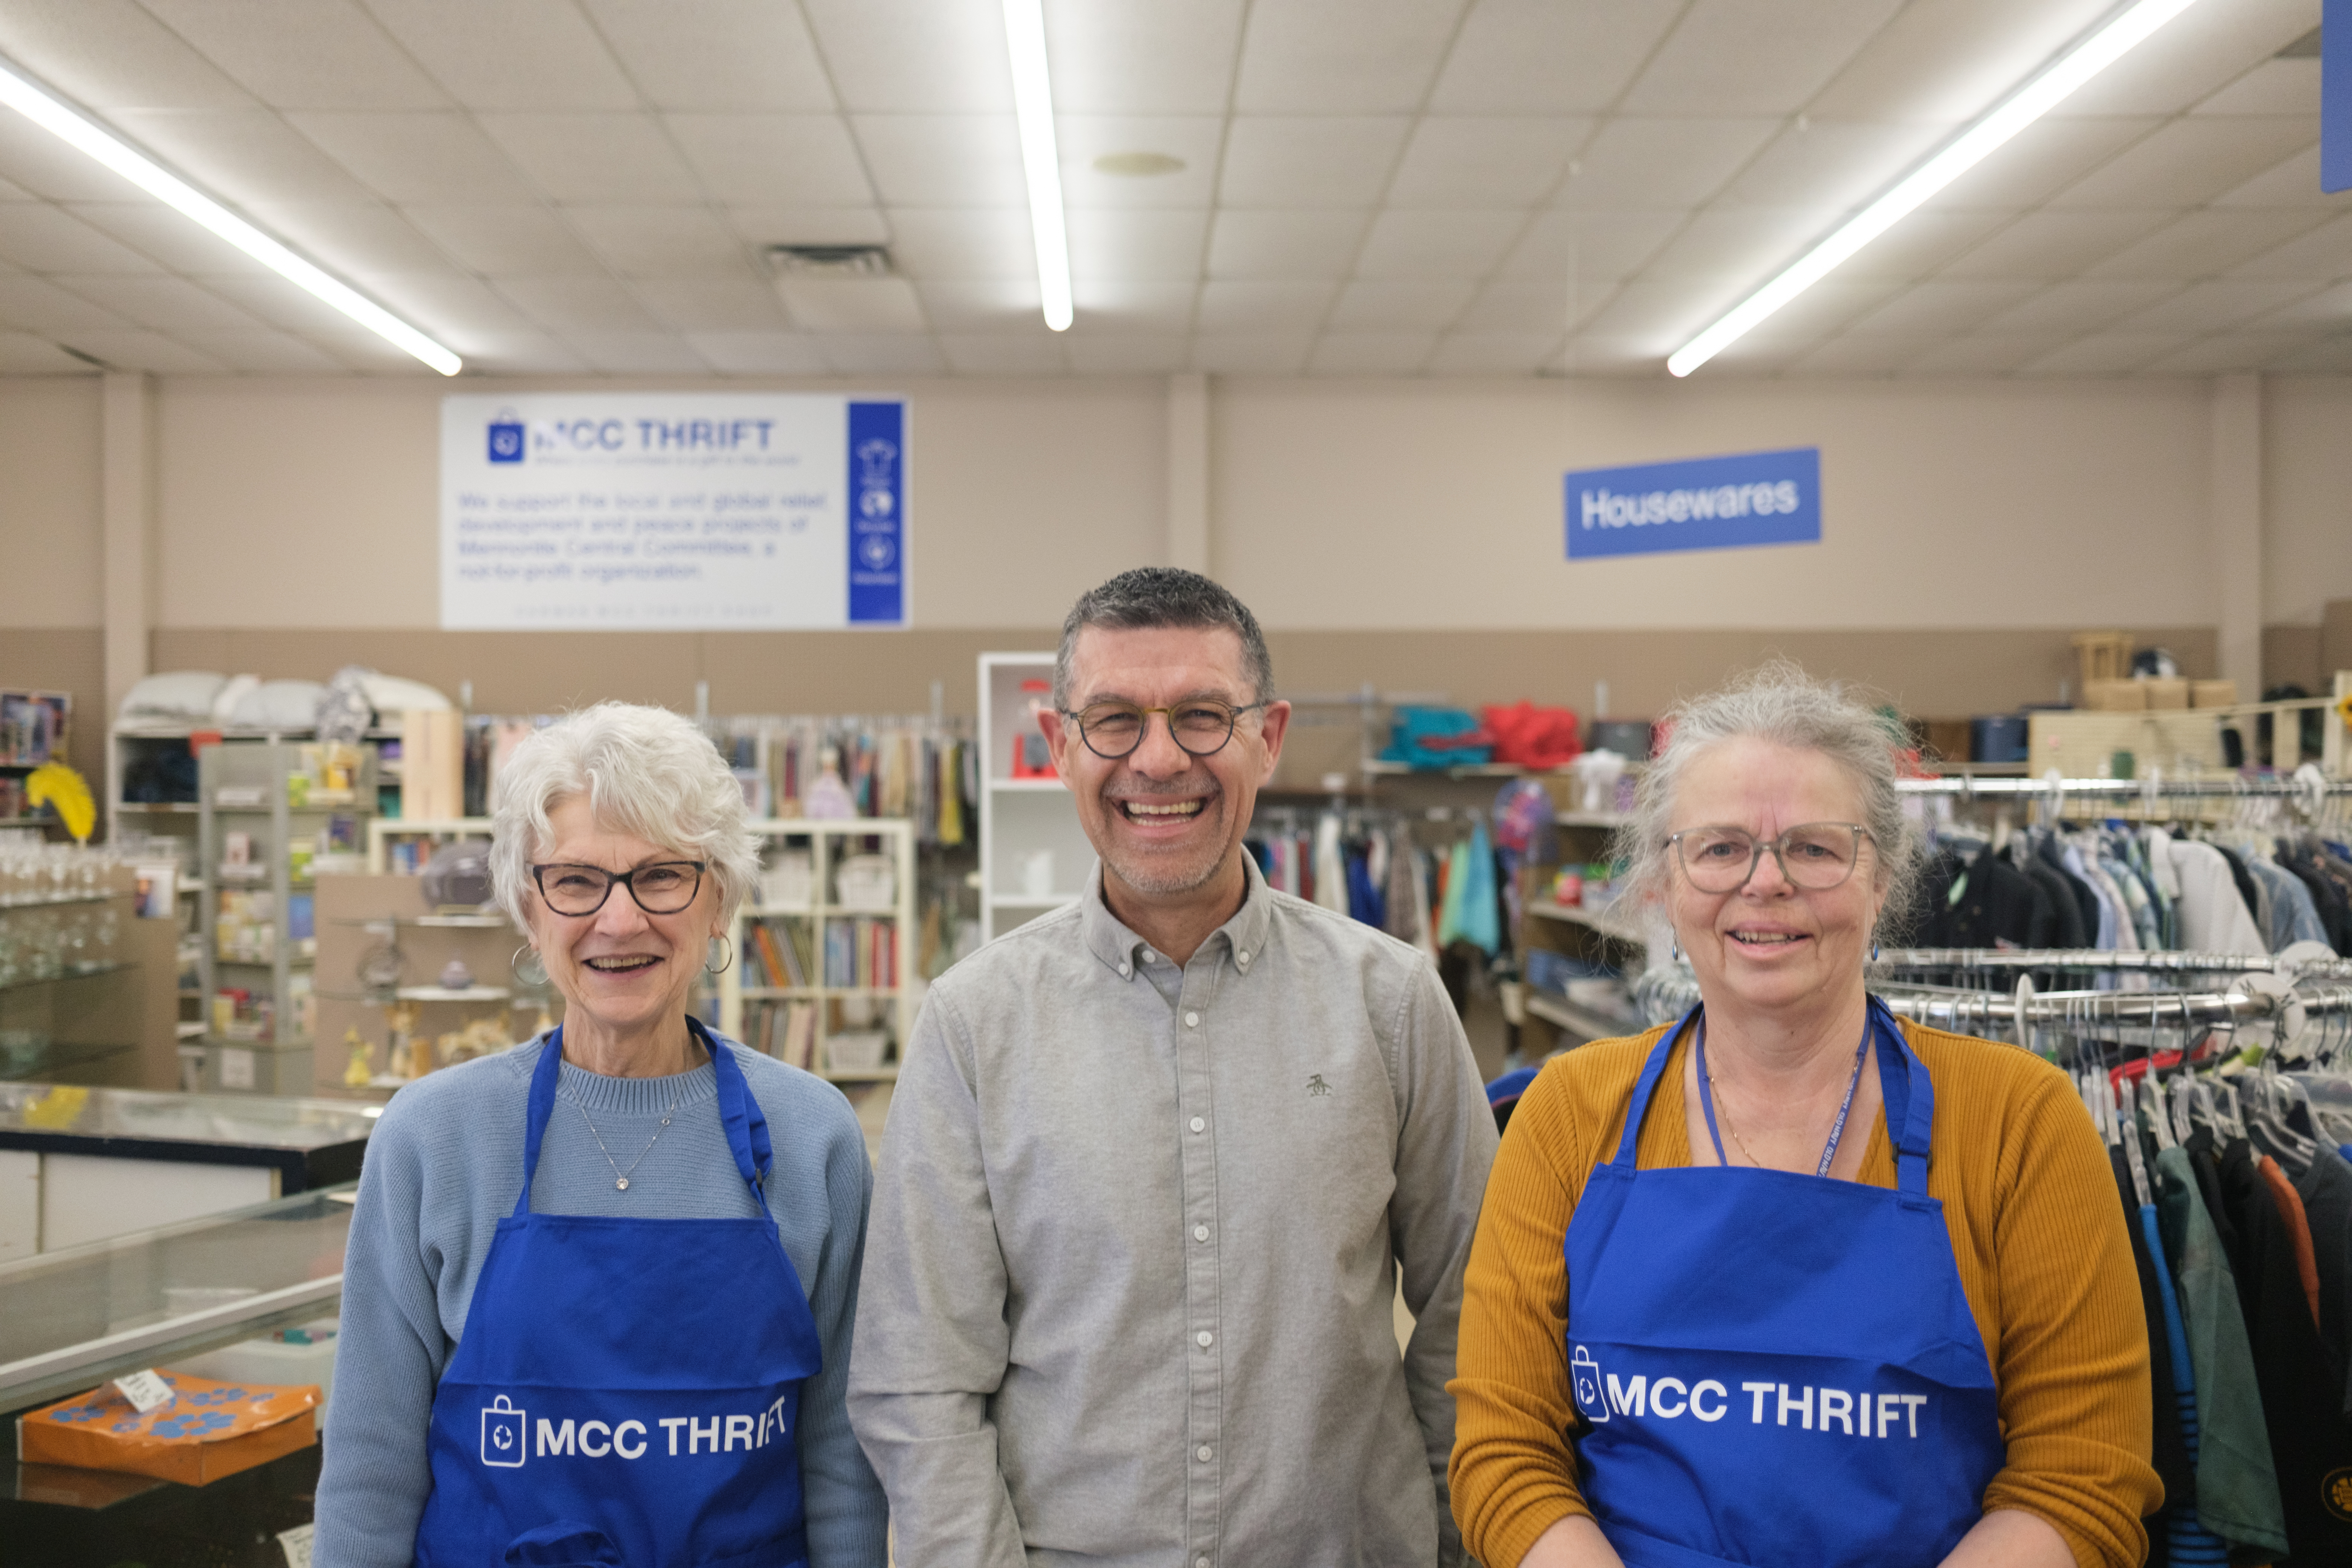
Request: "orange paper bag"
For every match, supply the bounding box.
[18,1371,318,1487]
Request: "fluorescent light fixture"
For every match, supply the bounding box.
[1001,0,1073,332]
[1667,0,2205,377]
[0,55,462,375]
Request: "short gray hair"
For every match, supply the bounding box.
[489,702,761,933]
[1612,661,1922,941]
[1054,567,1275,709]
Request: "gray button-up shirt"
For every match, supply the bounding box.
[849,858,1496,1567]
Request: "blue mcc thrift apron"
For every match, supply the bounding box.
[1563,999,2006,1568]
[415,1020,824,1568]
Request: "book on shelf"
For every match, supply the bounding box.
[757,999,818,1070]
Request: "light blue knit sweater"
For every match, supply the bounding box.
[312,1032,887,1567]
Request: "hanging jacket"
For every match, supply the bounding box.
[1916,848,2055,948]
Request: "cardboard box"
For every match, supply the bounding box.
[2086,680,2147,712]
[17,1372,318,1487]
[2141,677,2190,710]
[1922,720,1973,766]
[2191,680,2239,709]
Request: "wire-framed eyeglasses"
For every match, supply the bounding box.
[1060,700,1267,760]
[532,860,706,917]
[1668,823,1872,893]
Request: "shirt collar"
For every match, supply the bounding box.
[1080,853,1272,978]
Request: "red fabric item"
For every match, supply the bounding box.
[1481,702,1580,769]
[2258,1154,2323,1330]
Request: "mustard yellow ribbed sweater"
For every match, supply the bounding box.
[1449,1017,2160,1568]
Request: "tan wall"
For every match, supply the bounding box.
[0,378,101,629]
[2266,378,2352,631]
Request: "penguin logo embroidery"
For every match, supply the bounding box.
[1306,1075,1331,1097]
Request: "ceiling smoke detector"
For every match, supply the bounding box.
[762,244,894,278]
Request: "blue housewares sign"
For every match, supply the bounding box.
[1565,446,1821,560]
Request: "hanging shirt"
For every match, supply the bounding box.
[2167,841,2268,957]
[1313,811,1352,916]
[2248,857,2331,951]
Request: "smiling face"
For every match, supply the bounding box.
[523,794,724,1047]
[1666,736,1887,1020]
[1040,623,1289,907]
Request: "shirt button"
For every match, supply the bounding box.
[1196,1558,1210,1568]
[1189,1116,1205,1133]
[1196,1330,1214,1348]
[1142,949,1158,964]
[1237,950,1249,966]
[1184,1011,1200,1028]
[1119,963,1130,977]
[1196,1445,1213,1462]
[1193,1223,1209,1241]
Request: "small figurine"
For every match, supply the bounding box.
[342,1028,375,1088]
[439,958,473,991]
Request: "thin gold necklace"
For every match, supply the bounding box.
[1705,1068,1771,1168]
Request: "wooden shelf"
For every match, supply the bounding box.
[1527,900,1646,946]
[742,986,899,999]
[988,893,1079,909]
[988,777,1067,792]
[819,1065,899,1082]
[1524,991,1641,1041]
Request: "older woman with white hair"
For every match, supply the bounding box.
[1450,665,2159,1568]
[316,702,886,1568]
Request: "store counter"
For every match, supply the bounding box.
[0,1083,377,1258]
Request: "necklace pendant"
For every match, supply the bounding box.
[616,1177,629,1190]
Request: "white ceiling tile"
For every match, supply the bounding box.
[179,328,350,372]
[565,207,755,279]
[2136,333,2307,375]
[142,0,448,109]
[631,278,787,331]
[665,117,873,207]
[1328,280,1472,330]
[0,331,95,372]
[1353,210,1522,279]
[1058,118,1226,210]
[1457,279,1569,333]
[916,280,1042,331]
[0,175,34,202]
[0,276,136,334]
[66,329,227,372]
[801,0,1013,115]
[2194,58,2322,118]
[2084,209,2333,280]
[1841,280,2040,337]
[57,274,271,335]
[456,330,590,372]
[1498,211,1684,283]
[1206,211,1367,279]
[64,202,278,276]
[1717,119,1948,210]
[1307,331,1435,374]
[1429,0,1681,114]
[2053,0,2319,118]
[2264,332,2352,372]
[478,115,703,204]
[0,0,256,110]
[1836,209,2011,283]
[1900,335,2055,374]
[938,334,1068,374]
[290,113,543,203]
[1196,280,1334,332]
[1190,332,1310,373]
[1554,119,1781,211]
[1785,336,1929,375]
[1047,0,1245,115]
[1559,334,1669,375]
[814,332,946,373]
[358,0,638,110]
[197,269,438,358]
[2110,279,2314,336]
[105,108,386,208]
[1063,334,1187,374]
[854,116,1025,207]
[242,201,459,278]
[353,273,541,340]
[568,330,711,372]
[1218,118,1412,208]
[1385,119,1586,209]
[0,110,176,204]
[777,277,927,332]
[1925,116,2160,211]
[494,276,666,333]
[1726,279,1903,345]
[2239,280,2352,328]
[884,209,1034,280]
[1691,335,1803,376]
[725,207,892,249]
[1936,210,2175,280]
[1233,0,1467,114]
[1069,279,1194,331]
[402,205,606,274]
[1637,206,1835,284]
[682,330,828,374]
[2225,212,2352,281]
[582,0,835,112]
[2050,116,2319,210]
[0,205,167,273]
[2017,333,2180,376]
[1623,0,1905,116]
[1425,330,1562,373]
[1976,280,2181,336]
[1576,277,1729,344]
[1805,0,2112,120]
[1066,210,1208,283]
[2212,145,2341,210]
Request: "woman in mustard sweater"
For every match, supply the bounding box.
[1450,666,2159,1568]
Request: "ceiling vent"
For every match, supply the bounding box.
[763,244,894,278]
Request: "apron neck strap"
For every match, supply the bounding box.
[514,1019,774,1218]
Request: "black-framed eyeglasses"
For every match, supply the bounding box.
[531,860,706,917]
[1667,823,1872,894]
[1060,700,1268,760]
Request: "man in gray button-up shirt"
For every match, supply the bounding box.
[850,569,1497,1566]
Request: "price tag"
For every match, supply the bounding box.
[113,1369,176,1414]
[277,1522,316,1568]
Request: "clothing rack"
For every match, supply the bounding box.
[1876,949,2352,980]
[1898,773,2350,798]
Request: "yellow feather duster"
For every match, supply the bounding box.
[25,762,95,843]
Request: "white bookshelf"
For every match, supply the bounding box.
[977,653,1095,944]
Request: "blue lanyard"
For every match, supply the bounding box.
[1695,1010,1873,1177]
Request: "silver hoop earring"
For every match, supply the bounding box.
[512,943,548,988]
[705,935,734,975]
